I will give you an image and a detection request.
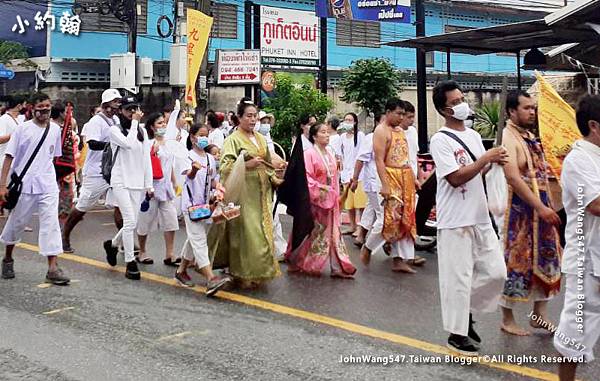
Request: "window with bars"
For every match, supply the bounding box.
[182,2,237,39]
[211,3,238,39]
[75,0,148,34]
[336,19,380,48]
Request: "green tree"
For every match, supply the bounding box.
[0,40,30,64]
[474,100,500,139]
[262,73,333,152]
[339,58,404,116]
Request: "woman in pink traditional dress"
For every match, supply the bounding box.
[286,123,357,278]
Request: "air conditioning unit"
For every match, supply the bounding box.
[170,44,187,86]
[110,53,136,91]
[136,57,153,85]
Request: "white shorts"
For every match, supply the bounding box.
[554,272,600,362]
[136,198,179,236]
[75,176,110,212]
[0,193,62,257]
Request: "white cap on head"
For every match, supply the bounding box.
[101,89,121,105]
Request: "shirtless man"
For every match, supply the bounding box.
[360,98,420,273]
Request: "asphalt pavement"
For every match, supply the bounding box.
[0,209,598,381]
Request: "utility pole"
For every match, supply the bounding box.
[244,1,253,99]
[319,17,327,95]
[415,0,427,154]
[126,0,138,54]
[172,1,183,100]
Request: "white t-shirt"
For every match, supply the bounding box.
[16,114,26,124]
[181,150,217,210]
[82,113,119,178]
[430,127,490,229]
[301,134,313,152]
[356,133,380,193]
[328,133,342,158]
[560,140,600,276]
[0,113,18,165]
[340,131,365,184]
[208,128,225,149]
[5,120,62,194]
[405,125,419,177]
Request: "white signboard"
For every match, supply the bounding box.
[260,6,320,67]
[216,49,261,85]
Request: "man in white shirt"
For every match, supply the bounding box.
[61,89,122,253]
[553,95,600,381]
[0,96,26,172]
[430,80,508,356]
[0,93,70,285]
[207,111,225,149]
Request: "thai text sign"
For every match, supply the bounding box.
[260,6,319,67]
[216,50,261,85]
[535,71,582,180]
[315,0,411,23]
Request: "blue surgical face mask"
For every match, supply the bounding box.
[197,137,209,149]
[258,124,271,136]
[154,127,166,136]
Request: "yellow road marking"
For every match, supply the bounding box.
[16,242,560,381]
[42,306,75,315]
[37,283,52,289]
[101,223,114,226]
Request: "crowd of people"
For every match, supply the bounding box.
[0,82,599,381]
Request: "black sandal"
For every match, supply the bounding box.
[163,257,181,267]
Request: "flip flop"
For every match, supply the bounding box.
[136,256,154,265]
[163,257,180,267]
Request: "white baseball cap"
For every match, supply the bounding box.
[101,89,121,104]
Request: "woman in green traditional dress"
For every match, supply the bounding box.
[209,98,280,288]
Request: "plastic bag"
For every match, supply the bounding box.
[223,150,247,204]
[486,163,508,218]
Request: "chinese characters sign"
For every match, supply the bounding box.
[185,9,213,108]
[12,9,81,35]
[315,0,411,23]
[260,6,320,67]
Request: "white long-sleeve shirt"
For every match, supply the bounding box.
[109,119,152,190]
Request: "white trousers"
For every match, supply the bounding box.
[110,187,144,263]
[364,193,414,260]
[136,198,179,236]
[438,223,507,336]
[554,271,600,362]
[0,193,62,257]
[273,200,287,257]
[359,191,379,231]
[180,214,210,269]
[75,176,109,212]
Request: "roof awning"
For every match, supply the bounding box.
[385,0,600,55]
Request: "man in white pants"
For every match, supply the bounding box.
[359,100,420,273]
[553,95,600,381]
[430,80,508,355]
[0,93,70,285]
[61,89,122,253]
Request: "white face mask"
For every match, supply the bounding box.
[258,124,271,136]
[339,122,353,133]
[464,118,474,129]
[451,102,471,121]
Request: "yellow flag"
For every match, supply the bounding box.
[535,71,582,181]
[185,9,213,108]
